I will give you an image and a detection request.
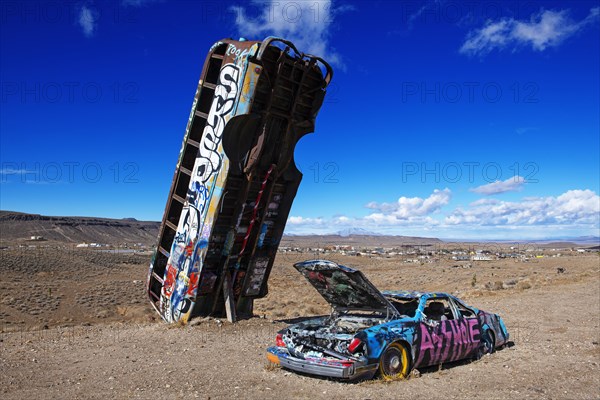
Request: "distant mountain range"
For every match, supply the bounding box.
[441,236,600,245]
[0,211,159,244]
[550,236,600,244]
[336,227,382,237]
[282,231,443,247]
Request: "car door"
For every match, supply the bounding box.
[414,297,458,367]
[445,297,482,362]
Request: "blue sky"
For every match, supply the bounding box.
[1,0,599,239]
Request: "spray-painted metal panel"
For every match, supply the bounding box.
[147,37,332,323]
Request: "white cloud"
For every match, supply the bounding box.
[460,7,600,56]
[78,5,98,38]
[406,0,444,30]
[288,216,324,225]
[365,188,451,219]
[285,189,600,238]
[230,0,350,68]
[334,215,350,223]
[285,213,442,235]
[446,189,600,226]
[470,176,525,195]
[286,189,451,235]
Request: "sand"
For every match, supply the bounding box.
[1,246,599,399]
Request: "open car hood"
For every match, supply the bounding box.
[293,260,399,317]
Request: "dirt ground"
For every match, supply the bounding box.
[1,247,599,399]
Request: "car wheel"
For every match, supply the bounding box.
[478,330,495,358]
[379,342,410,380]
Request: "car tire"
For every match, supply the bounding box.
[379,342,411,380]
[478,330,495,358]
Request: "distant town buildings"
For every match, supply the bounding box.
[276,242,598,261]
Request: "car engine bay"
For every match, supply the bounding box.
[281,314,386,359]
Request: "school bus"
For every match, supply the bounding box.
[146,37,333,323]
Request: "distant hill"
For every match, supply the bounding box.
[564,236,600,245]
[464,236,599,246]
[336,227,382,237]
[0,211,160,245]
[535,242,581,249]
[281,233,442,247]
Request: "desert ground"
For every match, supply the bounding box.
[1,245,599,399]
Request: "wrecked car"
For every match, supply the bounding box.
[266,260,509,380]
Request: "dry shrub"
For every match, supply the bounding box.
[464,289,484,298]
[485,281,504,291]
[167,319,187,329]
[517,280,532,290]
[264,361,280,371]
[116,306,129,316]
[380,374,407,383]
[503,279,518,288]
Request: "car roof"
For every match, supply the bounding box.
[382,290,453,300]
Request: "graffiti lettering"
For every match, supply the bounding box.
[415,318,480,367]
[226,43,250,61]
[188,181,209,212]
[196,64,240,183]
[161,63,240,322]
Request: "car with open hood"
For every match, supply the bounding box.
[266,260,509,380]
